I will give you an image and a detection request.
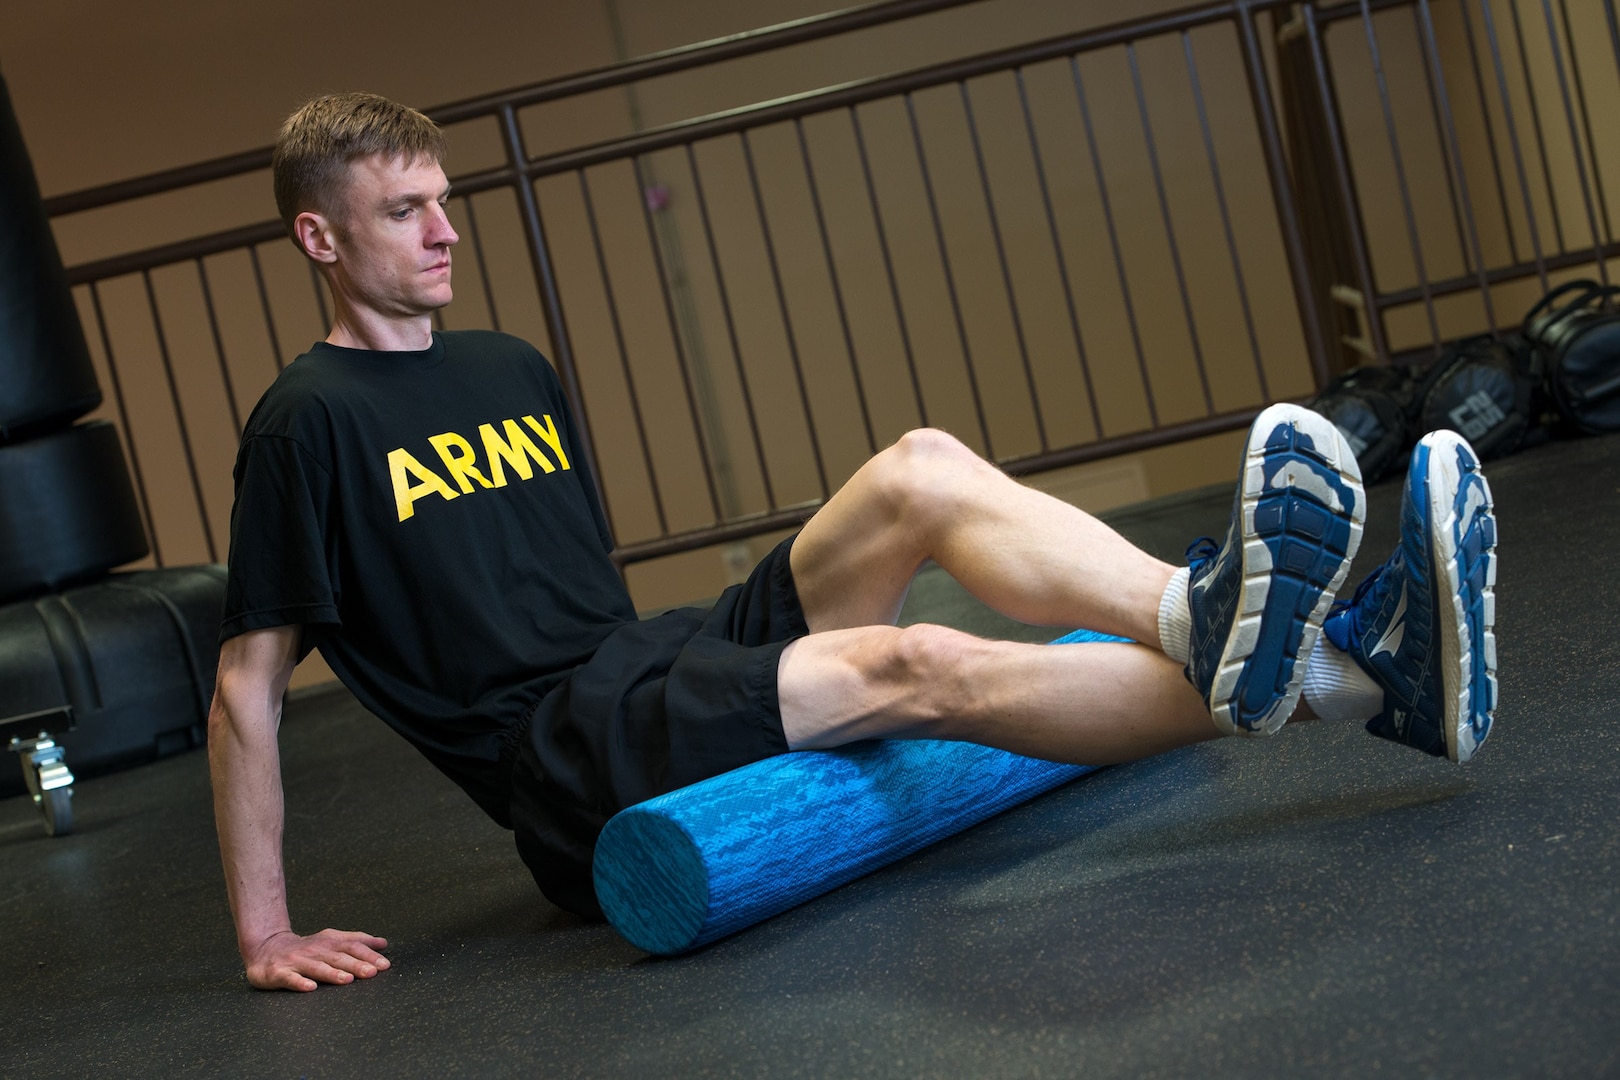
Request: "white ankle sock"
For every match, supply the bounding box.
[1158,567,1192,664]
[1301,635,1383,721]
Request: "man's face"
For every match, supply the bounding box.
[325,153,458,320]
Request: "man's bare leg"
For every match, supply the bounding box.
[789,428,1175,647]
[779,624,1217,762]
[781,412,1365,758]
[781,427,1204,762]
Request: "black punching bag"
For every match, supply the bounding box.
[0,71,101,441]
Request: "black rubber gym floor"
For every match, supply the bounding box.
[3,432,1616,1078]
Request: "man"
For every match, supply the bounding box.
[210,93,1499,991]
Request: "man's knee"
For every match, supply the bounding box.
[780,623,989,748]
[869,428,989,514]
[872,622,982,729]
[888,427,980,472]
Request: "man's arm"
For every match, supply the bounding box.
[208,626,390,991]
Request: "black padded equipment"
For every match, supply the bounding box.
[1306,364,1414,483]
[1521,280,1620,435]
[0,564,226,799]
[1412,334,1535,461]
[0,73,101,442]
[0,420,149,603]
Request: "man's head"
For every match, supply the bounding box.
[272,92,448,241]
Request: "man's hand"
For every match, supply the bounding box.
[245,928,391,992]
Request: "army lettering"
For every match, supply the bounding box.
[387,414,572,522]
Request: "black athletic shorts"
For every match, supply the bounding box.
[509,535,806,918]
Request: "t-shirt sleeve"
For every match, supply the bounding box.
[219,433,342,648]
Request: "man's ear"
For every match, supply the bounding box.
[293,211,340,264]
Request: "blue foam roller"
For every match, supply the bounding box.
[593,628,1127,954]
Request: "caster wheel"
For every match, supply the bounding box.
[40,787,72,837]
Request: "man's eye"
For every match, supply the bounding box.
[391,208,413,220]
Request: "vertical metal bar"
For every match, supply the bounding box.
[1416,0,1498,328]
[1412,5,1475,273]
[904,91,993,456]
[194,258,243,435]
[578,169,658,537]
[498,104,608,528]
[1358,0,1444,351]
[1605,0,1620,85]
[247,246,286,373]
[1457,0,1525,269]
[1508,0,1567,251]
[958,79,1047,452]
[795,117,876,457]
[631,155,724,523]
[87,282,160,565]
[460,195,503,332]
[1070,55,1157,425]
[1183,31,1270,401]
[1538,0,1610,285]
[1235,0,1339,385]
[1605,0,1620,260]
[1558,0,1612,244]
[1479,0,1551,292]
[1126,42,1215,415]
[739,130,830,499]
[850,105,930,429]
[684,141,777,509]
[306,260,330,330]
[1013,67,1104,438]
[142,270,217,562]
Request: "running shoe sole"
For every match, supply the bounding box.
[1207,404,1366,735]
[1419,431,1498,763]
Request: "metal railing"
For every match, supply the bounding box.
[45,0,1619,582]
[1286,0,1620,364]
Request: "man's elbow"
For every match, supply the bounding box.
[210,627,300,738]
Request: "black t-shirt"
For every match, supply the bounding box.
[221,330,637,825]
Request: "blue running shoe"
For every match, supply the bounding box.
[1186,404,1366,736]
[1323,430,1498,762]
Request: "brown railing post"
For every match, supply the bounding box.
[1233,0,1336,388]
[496,104,608,535]
[1299,3,1392,366]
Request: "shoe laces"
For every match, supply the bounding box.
[1330,564,1384,617]
[1185,536,1220,572]
[1328,551,1404,636]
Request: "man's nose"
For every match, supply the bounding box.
[429,204,459,247]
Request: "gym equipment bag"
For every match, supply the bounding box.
[1306,364,1416,483]
[1521,280,1620,435]
[1409,333,1537,462]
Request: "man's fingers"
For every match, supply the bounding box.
[247,929,392,991]
[343,931,389,951]
[247,963,320,992]
[312,930,391,974]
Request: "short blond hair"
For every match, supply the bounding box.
[272,92,448,239]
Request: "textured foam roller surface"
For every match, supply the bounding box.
[593,628,1125,954]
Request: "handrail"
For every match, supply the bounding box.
[515,0,1290,178]
[43,0,990,217]
[61,0,1302,284]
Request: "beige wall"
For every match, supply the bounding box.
[5,0,1316,690]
